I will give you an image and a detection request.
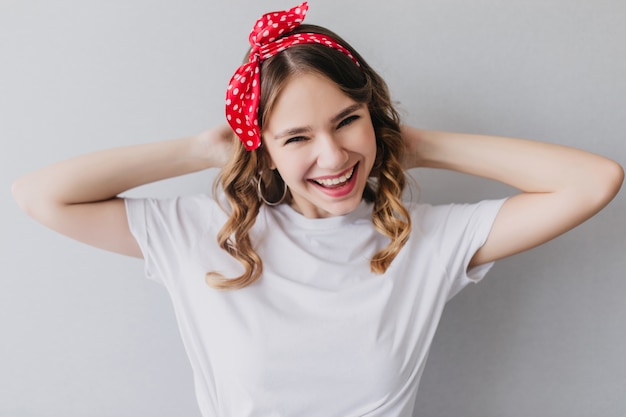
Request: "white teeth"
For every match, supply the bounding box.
[314,166,355,187]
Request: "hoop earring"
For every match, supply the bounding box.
[256,172,287,206]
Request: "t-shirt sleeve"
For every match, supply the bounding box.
[124,195,215,286]
[422,198,507,300]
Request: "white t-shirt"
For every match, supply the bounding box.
[125,195,506,417]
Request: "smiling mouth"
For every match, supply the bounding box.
[311,164,356,188]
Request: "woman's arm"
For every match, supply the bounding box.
[12,124,235,257]
[402,126,624,267]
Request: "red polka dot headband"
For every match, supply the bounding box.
[225,1,360,151]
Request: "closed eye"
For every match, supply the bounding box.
[338,115,360,129]
[285,136,307,145]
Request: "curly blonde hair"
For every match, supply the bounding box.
[207,24,410,290]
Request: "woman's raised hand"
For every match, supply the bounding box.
[399,125,623,267]
[12,126,238,258]
[195,123,237,169]
[400,125,425,169]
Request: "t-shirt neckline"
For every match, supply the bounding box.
[270,200,372,230]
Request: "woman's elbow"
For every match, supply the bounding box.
[589,159,624,208]
[12,176,31,214]
[11,174,54,219]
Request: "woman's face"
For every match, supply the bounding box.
[262,72,377,218]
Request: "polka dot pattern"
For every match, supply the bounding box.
[225,1,361,151]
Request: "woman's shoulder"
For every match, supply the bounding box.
[126,192,219,209]
[125,192,230,229]
[408,198,507,235]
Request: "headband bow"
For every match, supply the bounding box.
[225,1,360,151]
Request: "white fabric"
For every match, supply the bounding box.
[125,195,506,417]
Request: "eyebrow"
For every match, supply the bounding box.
[273,103,364,141]
[331,103,364,124]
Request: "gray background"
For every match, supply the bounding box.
[1,0,624,416]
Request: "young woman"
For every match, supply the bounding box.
[11,2,623,416]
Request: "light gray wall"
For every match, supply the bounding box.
[1,1,624,416]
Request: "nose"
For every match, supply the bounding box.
[315,134,349,171]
